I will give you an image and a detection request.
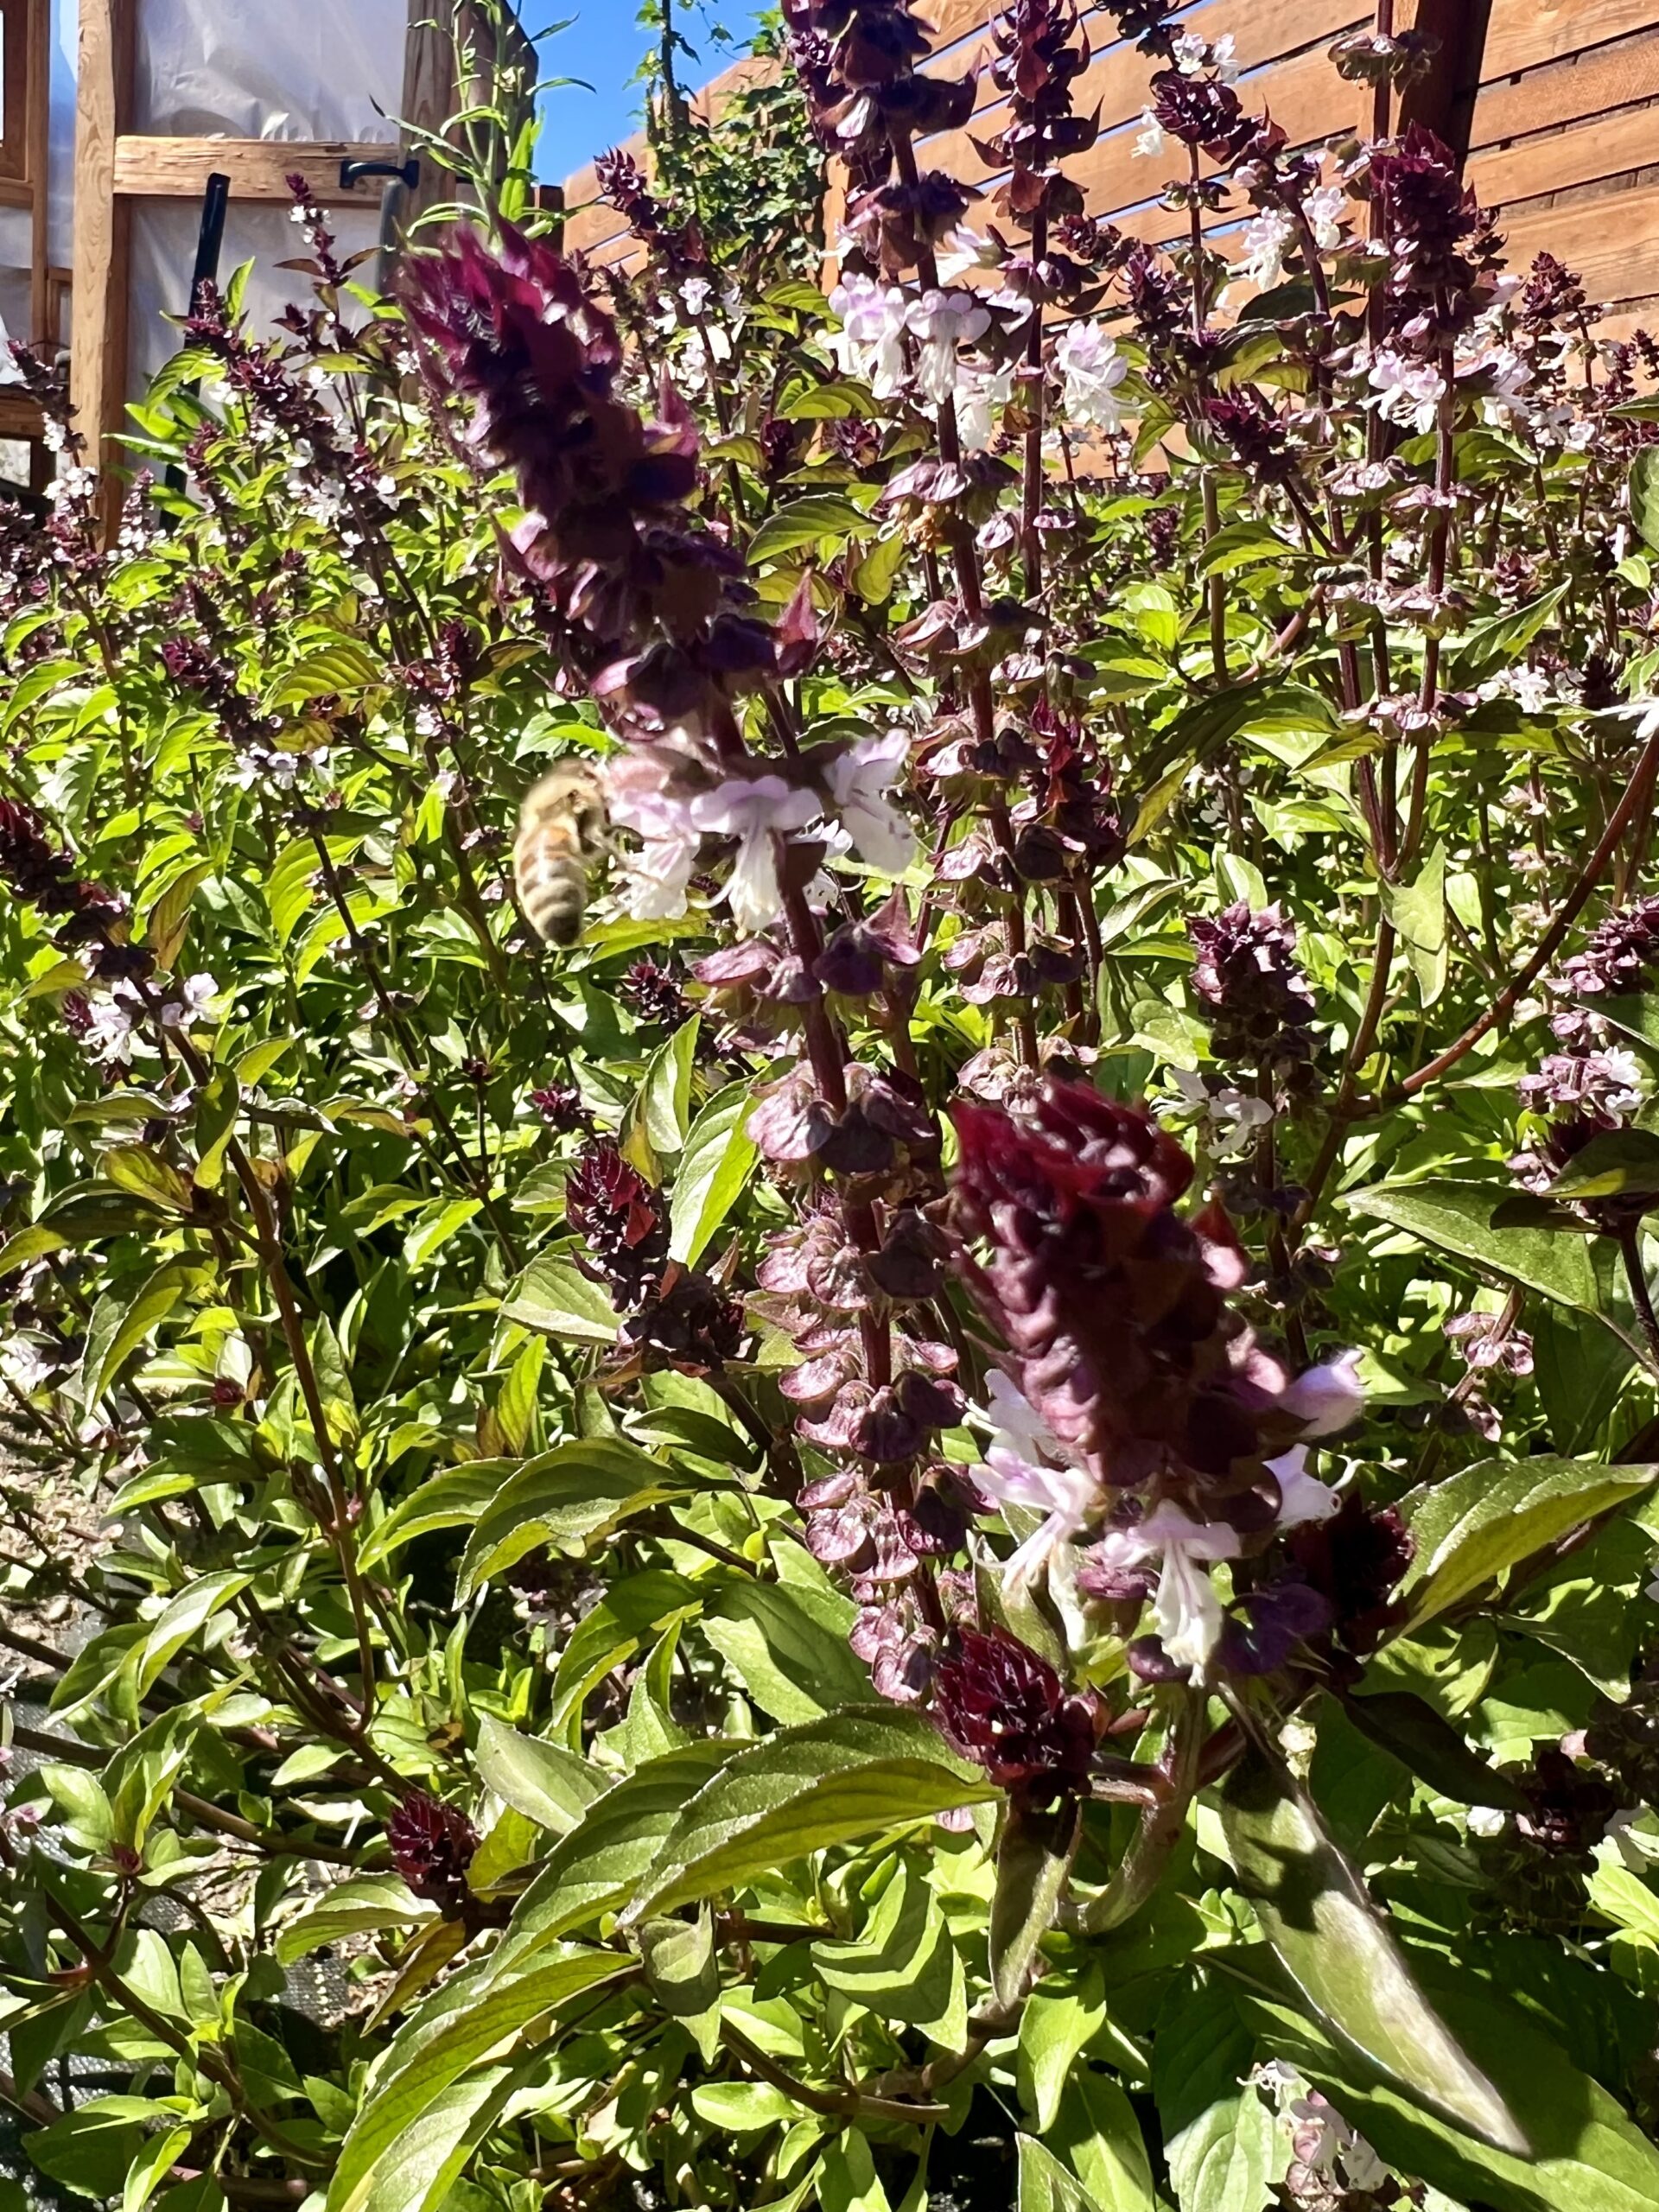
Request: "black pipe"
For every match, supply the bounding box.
[188,169,232,315]
[340,156,421,193]
[164,169,232,499]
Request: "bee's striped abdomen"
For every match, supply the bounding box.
[513,765,605,948]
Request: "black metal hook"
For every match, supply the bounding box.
[340,156,421,192]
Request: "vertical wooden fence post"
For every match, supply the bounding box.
[397,4,536,235]
[1398,0,1494,165]
[26,0,49,346]
[71,0,134,534]
[401,0,456,230]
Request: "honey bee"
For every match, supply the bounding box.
[512,761,607,947]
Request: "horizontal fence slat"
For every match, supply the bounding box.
[590,234,647,278]
[1502,177,1659,306]
[922,0,1007,52]
[559,0,1659,354]
[921,0,1192,85]
[563,156,603,205]
[1588,298,1659,343]
[564,0,1359,246]
[566,0,1363,268]
[558,54,785,259]
[1060,34,1366,228]
[563,200,629,256]
[1468,100,1659,207]
[1470,24,1659,143]
[1483,0,1659,83]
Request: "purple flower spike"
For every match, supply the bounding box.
[387,1793,480,1917]
[565,1140,669,1307]
[932,1626,1098,1803]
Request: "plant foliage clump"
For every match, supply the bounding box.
[8,7,1659,2212]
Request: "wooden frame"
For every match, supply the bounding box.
[112,137,400,203]
[0,0,32,184]
[0,0,54,454]
[25,0,46,341]
[401,0,458,227]
[0,0,53,334]
[0,386,41,435]
[69,3,539,531]
[70,0,516,534]
[72,0,132,530]
[399,0,539,227]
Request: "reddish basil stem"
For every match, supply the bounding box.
[891,125,1040,1070]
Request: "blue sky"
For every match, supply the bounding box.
[531,3,770,178]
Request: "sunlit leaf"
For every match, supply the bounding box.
[500,1251,621,1344]
[1395,1455,1657,1628]
[624,1709,995,1923]
[328,1953,628,2212]
[455,1440,694,1598]
[1221,1750,1524,2152]
[1344,1179,1605,1316]
[474,1714,607,1836]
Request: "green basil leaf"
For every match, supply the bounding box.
[1221,1750,1523,2152]
[669,1078,759,1266]
[1396,1455,1656,1628]
[624,1708,995,1923]
[456,1440,693,1598]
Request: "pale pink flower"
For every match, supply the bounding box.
[690,776,823,935]
[1367,349,1446,434]
[828,274,909,398]
[1280,1351,1364,1436]
[969,1371,1099,1591]
[1054,321,1128,432]
[1133,107,1166,158]
[160,972,219,1028]
[957,362,1014,453]
[1263,1446,1340,1529]
[905,289,993,407]
[609,785,701,922]
[823,730,917,876]
[1091,1503,1241,1674]
[1304,184,1346,251]
[1239,210,1296,291]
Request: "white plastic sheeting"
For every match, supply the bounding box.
[126,0,407,385]
[131,0,405,140]
[0,207,29,349]
[127,199,374,386]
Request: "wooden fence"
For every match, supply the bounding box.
[559,0,1659,341]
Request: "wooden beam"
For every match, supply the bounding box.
[0,0,29,183]
[44,266,69,352]
[534,181,566,241]
[112,136,398,202]
[27,0,48,345]
[400,0,456,229]
[396,4,539,233]
[71,0,133,534]
[0,387,44,436]
[1396,0,1492,162]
